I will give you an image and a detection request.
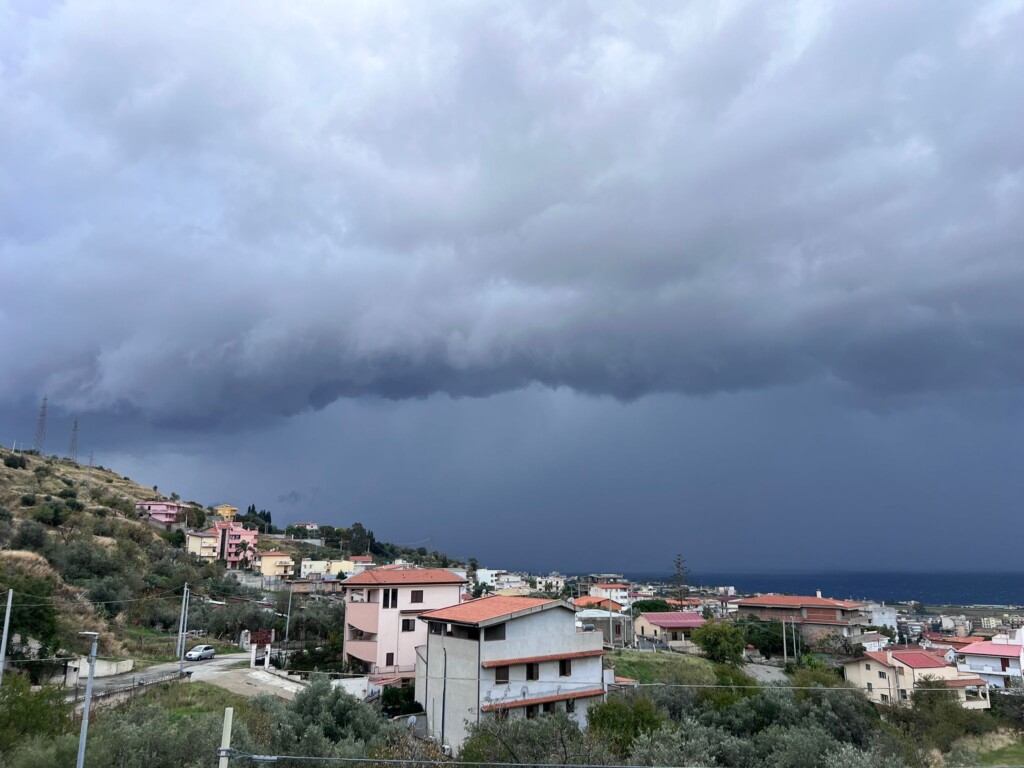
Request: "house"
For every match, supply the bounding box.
[414,596,608,753]
[589,582,631,606]
[349,554,374,574]
[861,602,898,631]
[257,551,294,578]
[955,629,1024,689]
[342,566,466,679]
[214,504,238,522]
[575,609,632,648]
[186,532,218,561]
[733,593,867,643]
[191,521,258,569]
[135,501,193,530]
[475,569,526,590]
[635,612,705,649]
[855,632,892,653]
[293,521,319,531]
[842,650,989,709]
[300,559,355,579]
[572,596,623,612]
[540,573,566,593]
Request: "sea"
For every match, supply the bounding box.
[621,571,1024,608]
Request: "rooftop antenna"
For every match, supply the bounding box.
[34,395,47,454]
[66,418,78,463]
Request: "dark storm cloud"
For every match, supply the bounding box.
[2,0,1023,428]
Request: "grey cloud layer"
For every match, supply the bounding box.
[2,0,1023,426]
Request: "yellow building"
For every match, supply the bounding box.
[842,650,989,709]
[257,551,294,578]
[214,504,238,522]
[186,532,218,562]
[299,559,355,579]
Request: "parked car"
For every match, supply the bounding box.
[185,644,216,661]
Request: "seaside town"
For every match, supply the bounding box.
[4,450,1024,766]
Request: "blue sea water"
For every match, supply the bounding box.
[623,571,1024,607]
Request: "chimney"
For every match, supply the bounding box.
[816,589,822,599]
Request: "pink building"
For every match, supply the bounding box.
[135,500,192,530]
[343,566,466,680]
[201,521,258,569]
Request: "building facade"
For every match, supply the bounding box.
[300,558,355,579]
[955,630,1024,689]
[193,521,258,569]
[733,593,867,643]
[257,551,294,578]
[634,612,705,648]
[843,650,989,709]
[343,566,466,679]
[135,500,193,530]
[414,596,607,753]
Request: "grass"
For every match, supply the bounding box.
[605,649,716,684]
[118,625,239,664]
[975,741,1024,766]
[118,681,249,723]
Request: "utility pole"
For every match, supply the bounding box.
[0,589,12,688]
[782,620,788,665]
[179,584,191,675]
[76,631,99,768]
[34,395,47,454]
[284,582,294,644]
[217,708,234,768]
[175,584,189,659]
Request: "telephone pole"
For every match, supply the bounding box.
[66,419,78,463]
[34,395,47,454]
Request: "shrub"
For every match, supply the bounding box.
[19,494,36,507]
[57,487,77,499]
[11,520,48,552]
[0,676,72,752]
[3,454,28,469]
[588,695,665,756]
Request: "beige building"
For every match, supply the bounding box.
[300,558,355,579]
[214,504,238,522]
[842,650,989,709]
[257,551,295,578]
[186,532,218,562]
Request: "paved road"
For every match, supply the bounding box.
[745,662,790,685]
[71,653,251,698]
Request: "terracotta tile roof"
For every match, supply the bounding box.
[891,651,949,669]
[481,649,605,668]
[736,595,864,609]
[481,687,605,712]
[944,677,988,687]
[350,555,373,562]
[640,612,705,629]
[573,596,621,609]
[344,568,466,586]
[419,596,559,626]
[957,641,1024,658]
[594,582,630,589]
[614,676,639,684]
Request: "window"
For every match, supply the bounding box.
[401,619,416,632]
[897,667,904,676]
[385,652,394,666]
[867,682,873,693]
[411,590,424,604]
[542,702,554,713]
[878,671,886,680]
[865,663,871,671]
[559,659,572,677]
[565,698,576,714]
[429,622,443,635]
[526,705,538,719]
[526,663,539,681]
[880,694,890,703]
[495,666,509,684]
[899,689,908,700]
[382,588,398,609]
[485,624,506,641]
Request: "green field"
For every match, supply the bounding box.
[975,741,1024,766]
[120,681,248,722]
[604,649,716,685]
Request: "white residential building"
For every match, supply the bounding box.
[955,629,1024,689]
[475,569,526,590]
[540,573,567,593]
[843,650,989,709]
[415,596,608,753]
[862,602,898,632]
[300,558,355,579]
[343,566,466,680]
[589,582,631,606]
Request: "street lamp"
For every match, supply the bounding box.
[76,631,99,768]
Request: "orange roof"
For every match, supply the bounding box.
[736,595,864,609]
[419,596,559,626]
[574,596,622,609]
[350,555,373,562]
[594,582,630,589]
[860,650,950,669]
[344,568,465,586]
[481,687,605,712]
[481,649,604,668]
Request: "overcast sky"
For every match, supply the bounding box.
[2,0,1023,574]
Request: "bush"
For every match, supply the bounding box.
[57,487,77,499]
[11,520,48,552]
[19,494,36,507]
[588,695,665,756]
[692,621,746,665]
[0,676,72,752]
[3,454,28,469]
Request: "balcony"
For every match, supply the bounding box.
[347,602,379,634]
[345,639,378,664]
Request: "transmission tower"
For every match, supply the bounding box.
[34,395,47,454]
[66,418,78,463]
[88,451,95,468]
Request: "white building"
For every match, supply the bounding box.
[475,569,526,591]
[955,629,1024,689]
[300,559,355,579]
[589,582,631,606]
[414,596,608,753]
[540,573,567,593]
[862,602,898,632]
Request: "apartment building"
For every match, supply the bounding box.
[414,596,607,753]
[843,650,989,709]
[733,593,866,643]
[955,629,1024,689]
[343,566,466,679]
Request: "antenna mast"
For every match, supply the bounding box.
[34,395,47,454]
[66,419,78,463]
